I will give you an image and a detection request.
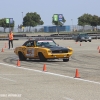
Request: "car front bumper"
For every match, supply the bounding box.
[81,39,91,41]
[45,53,72,59]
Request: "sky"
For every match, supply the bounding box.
[0,0,100,27]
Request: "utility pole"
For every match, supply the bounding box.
[71,19,73,32]
[21,12,24,32]
[22,12,23,25]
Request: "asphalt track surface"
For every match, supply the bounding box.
[0,39,100,100]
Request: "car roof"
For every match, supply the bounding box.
[28,38,53,42]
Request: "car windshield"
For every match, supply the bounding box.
[79,33,89,37]
[36,40,56,46]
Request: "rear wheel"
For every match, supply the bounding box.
[18,52,26,61]
[63,58,69,62]
[38,53,47,62]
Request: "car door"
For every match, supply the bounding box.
[24,41,35,58]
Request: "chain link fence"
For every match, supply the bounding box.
[71,25,100,32]
[0,25,44,33]
[0,25,100,33]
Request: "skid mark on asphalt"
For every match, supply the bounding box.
[0,74,25,76]
[4,56,100,72]
[0,62,100,85]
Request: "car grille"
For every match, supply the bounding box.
[52,50,68,53]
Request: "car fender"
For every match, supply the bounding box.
[36,47,50,57]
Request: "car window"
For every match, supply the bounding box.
[36,40,56,46]
[23,41,34,47]
[79,34,88,37]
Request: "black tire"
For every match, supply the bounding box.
[85,40,87,42]
[38,53,47,62]
[18,52,26,61]
[89,40,91,42]
[63,58,69,62]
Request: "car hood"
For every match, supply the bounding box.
[42,45,68,51]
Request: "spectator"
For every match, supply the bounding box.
[8,31,14,49]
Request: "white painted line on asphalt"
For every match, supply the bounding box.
[0,76,16,82]
[0,62,100,85]
[63,97,73,100]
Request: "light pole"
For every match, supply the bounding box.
[22,12,23,25]
[71,19,73,32]
[21,12,24,32]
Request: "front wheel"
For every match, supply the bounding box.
[38,53,47,62]
[18,52,26,61]
[89,40,91,42]
[63,58,69,62]
[80,40,82,42]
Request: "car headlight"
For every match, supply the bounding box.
[68,48,73,52]
[89,37,91,39]
[48,50,52,53]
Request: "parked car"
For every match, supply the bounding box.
[75,33,92,42]
[14,39,73,62]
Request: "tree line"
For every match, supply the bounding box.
[0,12,100,32]
[78,13,100,31]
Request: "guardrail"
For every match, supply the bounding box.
[0,33,100,40]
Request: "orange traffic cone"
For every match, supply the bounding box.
[97,46,100,50]
[75,69,80,78]
[43,64,47,71]
[1,48,4,52]
[97,46,100,53]
[17,59,20,67]
[99,49,100,53]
